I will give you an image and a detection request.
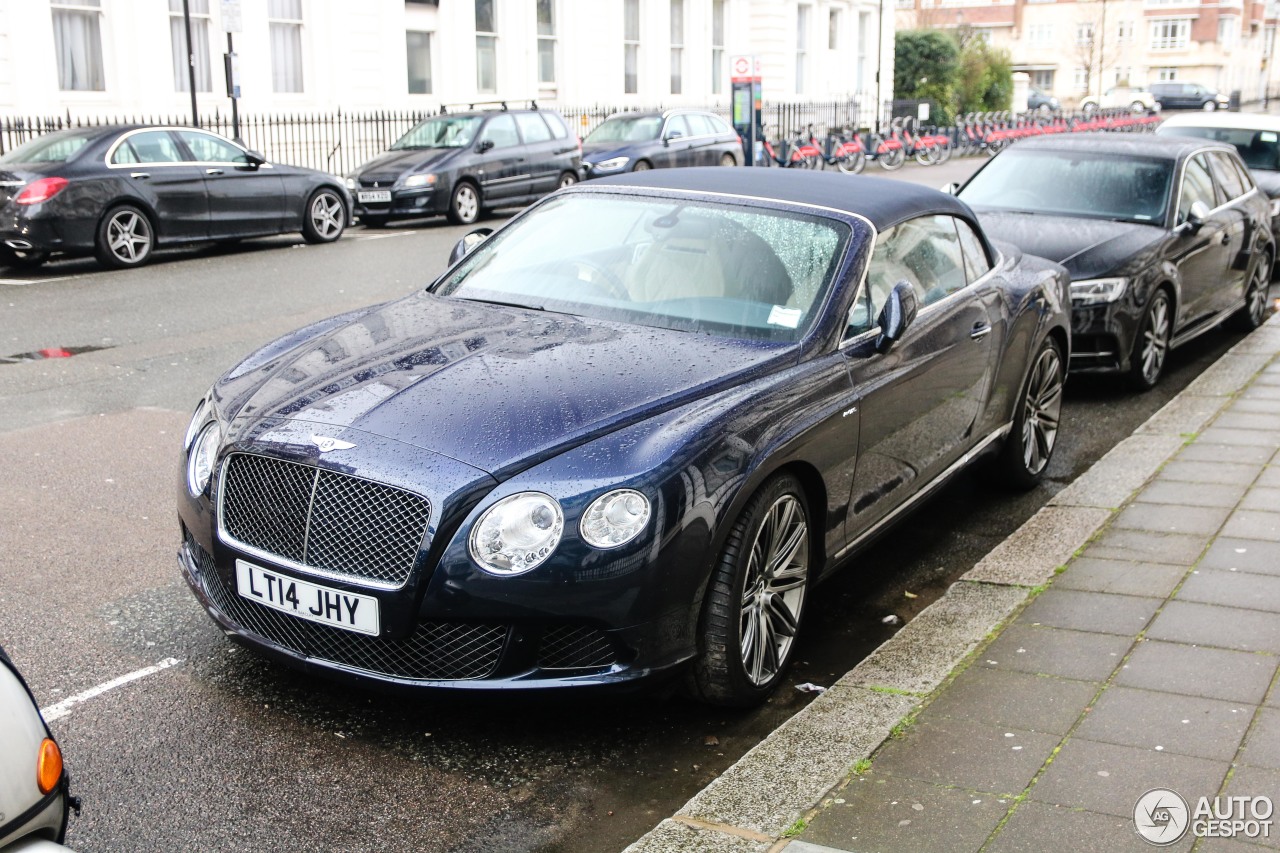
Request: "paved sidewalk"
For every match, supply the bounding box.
[626,312,1280,853]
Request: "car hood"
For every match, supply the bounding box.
[973,209,1165,279]
[352,148,462,183]
[222,292,790,477]
[1252,171,1280,199]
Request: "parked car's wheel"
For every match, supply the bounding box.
[558,171,578,189]
[1081,101,1098,115]
[688,473,812,707]
[0,247,49,270]
[1128,289,1173,391]
[1131,100,1147,114]
[94,204,154,269]
[996,336,1064,490]
[1231,253,1272,332]
[1203,101,1218,112]
[719,152,737,167]
[302,188,347,244]
[446,181,481,225]
[632,160,653,172]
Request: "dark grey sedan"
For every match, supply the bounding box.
[581,109,742,177]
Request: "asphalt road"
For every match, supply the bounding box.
[0,160,1269,853]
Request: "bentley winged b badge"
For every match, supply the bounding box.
[310,435,356,453]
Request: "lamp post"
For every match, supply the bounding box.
[182,0,198,126]
[875,0,885,133]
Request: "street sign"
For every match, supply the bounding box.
[220,0,242,33]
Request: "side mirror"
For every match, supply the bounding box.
[448,227,494,266]
[664,131,683,145]
[940,182,960,195]
[477,139,495,154]
[1183,200,1211,233]
[239,149,266,170]
[875,280,920,354]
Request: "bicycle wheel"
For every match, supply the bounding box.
[877,140,905,171]
[914,145,936,166]
[933,138,953,163]
[837,151,866,174]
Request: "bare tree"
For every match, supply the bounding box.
[1074,1,1122,97]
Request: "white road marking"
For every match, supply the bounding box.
[0,277,71,286]
[355,231,418,241]
[40,657,182,722]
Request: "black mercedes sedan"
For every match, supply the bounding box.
[0,126,349,271]
[581,109,743,178]
[958,133,1273,390]
[178,169,1069,706]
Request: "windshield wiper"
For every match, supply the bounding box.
[459,297,545,311]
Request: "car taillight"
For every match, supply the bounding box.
[14,177,69,205]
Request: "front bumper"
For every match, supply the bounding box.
[351,186,444,221]
[1066,297,1139,374]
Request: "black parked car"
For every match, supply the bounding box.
[958,133,1272,389]
[178,169,1070,706]
[347,106,580,227]
[0,125,349,270]
[1150,82,1230,111]
[581,109,742,177]
[1027,87,1060,113]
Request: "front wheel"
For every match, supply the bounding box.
[1230,253,1272,332]
[1203,101,1218,112]
[996,337,1064,490]
[1131,101,1148,114]
[94,204,154,269]
[1128,289,1173,391]
[446,181,481,225]
[837,151,866,174]
[687,474,812,707]
[557,171,578,189]
[302,188,346,244]
[877,141,905,171]
[631,160,653,172]
[719,152,737,167]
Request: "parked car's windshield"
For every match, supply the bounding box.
[960,148,1173,224]
[435,194,849,343]
[392,116,483,150]
[585,116,664,143]
[1160,125,1280,171]
[0,131,94,164]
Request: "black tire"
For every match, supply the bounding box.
[1230,253,1272,332]
[1,248,49,270]
[94,204,154,269]
[996,336,1064,490]
[719,152,737,167]
[1128,289,1173,391]
[687,473,812,707]
[302,187,346,244]
[557,171,578,189]
[631,160,653,172]
[446,181,481,225]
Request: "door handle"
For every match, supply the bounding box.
[206,168,224,175]
[130,172,150,179]
[970,323,992,341]
[1219,232,1230,245]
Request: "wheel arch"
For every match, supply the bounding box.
[100,196,161,240]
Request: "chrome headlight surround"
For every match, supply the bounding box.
[594,156,630,172]
[403,173,437,189]
[1070,277,1128,306]
[469,492,565,576]
[580,489,651,549]
[187,421,221,497]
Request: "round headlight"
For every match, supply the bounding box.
[183,397,210,450]
[580,489,651,549]
[187,422,221,497]
[344,176,356,190]
[469,492,564,575]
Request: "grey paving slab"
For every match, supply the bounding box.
[984,801,1193,853]
[1145,601,1280,653]
[1047,436,1185,511]
[1213,411,1280,432]
[1199,538,1280,576]
[1195,837,1280,853]
[978,624,1132,682]
[1052,557,1186,598]
[1082,528,1213,565]
[1220,765,1280,850]
[1136,481,1249,508]
[1197,427,1280,449]
[1183,352,1276,398]
[962,507,1113,587]
[1138,395,1231,438]
[1222,510,1280,541]
[1073,685,1254,761]
[1259,465,1280,488]
[800,774,1007,853]
[1176,442,1279,465]
[1242,383,1280,401]
[1156,460,1265,487]
[1028,737,1229,818]
[1111,503,1233,536]
[920,667,1098,735]
[1177,570,1280,613]
[869,717,1058,796]
[1241,487,1280,512]
[1240,707,1280,771]
[1115,640,1277,704]
[1020,588,1162,636]
[1228,398,1280,415]
[622,819,770,853]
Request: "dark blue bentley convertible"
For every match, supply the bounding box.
[177,169,1070,706]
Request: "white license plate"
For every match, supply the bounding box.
[357,190,392,203]
[235,559,379,636]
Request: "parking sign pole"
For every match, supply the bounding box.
[182,0,199,127]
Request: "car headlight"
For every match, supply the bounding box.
[469,492,564,575]
[1071,277,1128,305]
[403,173,436,188]
[344,177,356,190]
[184,397,211,450]
[187,421,221,497]
[594,157,629,171]
[580,489,651,549]
[1269,198,1280,218]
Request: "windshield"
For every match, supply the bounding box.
[392,116,483,150]
[1160,125,1280,171]
[585,116,663,144]
[960,148,1173,224]
[0,131,94,165]
[435,194,849,343]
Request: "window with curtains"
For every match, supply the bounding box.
[711,0,724,95]
[475,0,497,94]
[670,0,683,95]
[268,0,304,93]
[406,30,432,94]
[624,0,640,94]
[51,0,105,91]
[796,5,809,94]
[537,0,555,85]
[170,0,212,92]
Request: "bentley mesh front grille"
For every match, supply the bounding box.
[187,534,508,680]
[538,625,617,670]
[219,452,430,588]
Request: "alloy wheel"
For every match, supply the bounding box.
[310,192,344,240]
[738,494,808,687]
[107,210,152,264]
[1020,345,1064,477]
[1138,294,1171,385]
[1247,258,1270,327]
[454,185,479,222]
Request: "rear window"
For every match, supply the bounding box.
[0,131,94,164]
[515,112,553,144]
[1158,124,1280,171]
[541,111,569,139]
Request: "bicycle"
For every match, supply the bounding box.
[808,124,867,174]
[759,125,819,168]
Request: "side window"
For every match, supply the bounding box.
[1228,154,1256,192]
[955,218,992,283]
[541,111,569,139]
[480,114,520,149]
[685,114,715,137]
[1178,154,1217,224]
[514,112,552,144]
[709,115,734,135]
[665,115,692,139]
[1209,151,1248,201]
[176,130,248,164]
[113,130,185,164]
[845,216,968,338]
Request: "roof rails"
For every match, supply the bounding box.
[439,100,540,115]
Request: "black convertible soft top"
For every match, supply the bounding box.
[589,166,978,231]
